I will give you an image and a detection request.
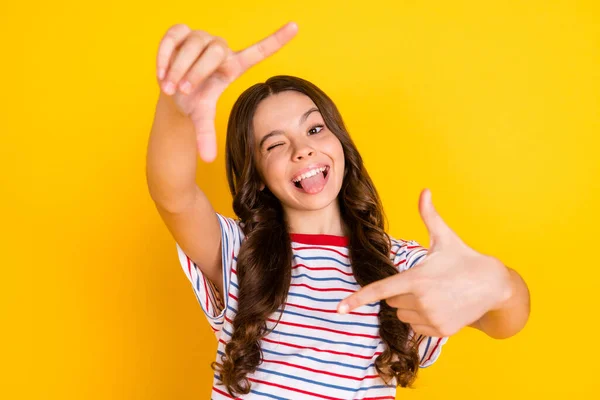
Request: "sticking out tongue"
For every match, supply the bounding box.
[299,172,326,194]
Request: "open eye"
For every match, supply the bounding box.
[308,125,324,135]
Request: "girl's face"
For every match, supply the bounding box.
[252,91,345,212]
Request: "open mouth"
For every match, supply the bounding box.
[293,166,329,188]
[292,165,330,194]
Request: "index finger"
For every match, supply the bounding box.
[235,22,298,71]
[157,24,192,80]
[337,272,416,314]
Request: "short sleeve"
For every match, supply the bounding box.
[390,238,449,368]
[176,213,245,337]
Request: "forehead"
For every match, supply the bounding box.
[252,91,319,138]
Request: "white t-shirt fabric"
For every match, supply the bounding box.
[176,213,449,399]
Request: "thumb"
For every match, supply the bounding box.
[418,188,456,250]
[197,132,217,163]
[191,103,218,163]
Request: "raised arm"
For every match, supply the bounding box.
[146,23,298,296]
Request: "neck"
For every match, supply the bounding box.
[284,200,348,236]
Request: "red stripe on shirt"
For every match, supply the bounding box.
[424,337,443,364]
[212,385,239,399]
[248,377,345,400]
[394,259,407,267]
[261,337,383,360]
[292,246,349,258]
[234,264,358,277]
[289,283,356,293]
[224,297,379,322]
[185,256,192,280]
[221,336,382,362]
[266,318,380,339]
[263,358,380,381]
[292,263,354,276]
[285,301,378,317]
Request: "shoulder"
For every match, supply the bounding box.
[387,235,428,272]
[216,213,246,239]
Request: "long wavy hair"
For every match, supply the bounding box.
[211,75,420,396]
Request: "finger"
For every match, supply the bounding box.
[395,309,427,325]
[157,24,192,82]
[235,22,298,72]
[190,101,217,163]
[385,293,420,310]
[418,188,457,250]
[163,32,214,95]
[337,272,416,314]
[179,37,229,94]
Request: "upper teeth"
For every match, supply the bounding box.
[293,167,327,182]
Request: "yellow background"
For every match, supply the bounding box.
[2,0,599,398]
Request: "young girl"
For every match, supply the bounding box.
[147,22,530,400]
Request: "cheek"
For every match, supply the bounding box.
[325,137,345,167]
[261,156,288,186]
[331,140,346,181]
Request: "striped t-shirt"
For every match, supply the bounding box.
[176,213,449,399]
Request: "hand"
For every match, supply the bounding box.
[155,22,298,162]
[337,188,513,337]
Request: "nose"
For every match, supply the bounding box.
[292,143,315,161]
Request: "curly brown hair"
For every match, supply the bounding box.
[211,75,420,397]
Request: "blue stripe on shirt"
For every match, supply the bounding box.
[274,308,379,328]
[409,253,427,268]
[213,375,291,400]
[218,348,375,372]
[221,327,381,350]
[292,254,351,267]
[229,281,378,307]
[254,367,394,392]
[291,273,357,285]
[420,336,432,364]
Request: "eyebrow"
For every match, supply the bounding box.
[258,107,320,149]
